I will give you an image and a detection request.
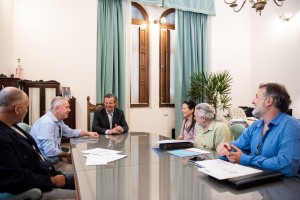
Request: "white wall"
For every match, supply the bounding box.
[0,0,14,75]
[251,0,300,118]
[209,1,253,113]
[12,0,98,129]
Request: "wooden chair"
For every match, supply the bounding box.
[228,107,248,122]
[87,96,104,131]
[228,107,257,126]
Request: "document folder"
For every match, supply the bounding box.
[223,169,284,189]
[159,142,193,150]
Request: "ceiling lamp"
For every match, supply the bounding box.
[224,0,285,16]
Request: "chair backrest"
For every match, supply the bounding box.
[17,123,32,133]
[0,188,42,200]
[87,96,104,131]
[229,124,246,140]
[228,107,247,121]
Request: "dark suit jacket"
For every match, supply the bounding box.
[0,121,59,194]
[92,108,129,134]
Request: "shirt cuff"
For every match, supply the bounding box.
[240,154,251,165]
[105,130,110,135]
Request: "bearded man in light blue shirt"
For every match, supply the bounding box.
[217,83,300,176]
[30,96,98,170]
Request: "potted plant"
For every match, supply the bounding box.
[188,70,233,113]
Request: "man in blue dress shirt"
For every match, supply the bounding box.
[217,83,300,176]
[30,96,98,171]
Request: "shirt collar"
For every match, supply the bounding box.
[207,120,216,131]
[270,112,285,125]
[255,112,285,128]
[106,109,114,114]
[201,120,216,134]
[47,111,62,124]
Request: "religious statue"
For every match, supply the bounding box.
[15,58,24,79]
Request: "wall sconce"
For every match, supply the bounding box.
[153,18,159,24]
[279,12,293,21]
[150,16,167,24]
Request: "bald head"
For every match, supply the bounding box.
[0,87,27,107]
[0,87,29,125]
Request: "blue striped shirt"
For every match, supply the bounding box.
[30,111,80,157]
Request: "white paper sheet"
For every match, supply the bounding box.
[81,148,121,156]
[85,154,108,165]
[85,153,127,165]
[101,154,127,162]
[82,148,127,166]
[196,159,262,180]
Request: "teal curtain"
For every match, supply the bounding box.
[133,0,215,15]
[174,10,207,137]
[96,0,125,110]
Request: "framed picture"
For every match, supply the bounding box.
[62,87,72,99]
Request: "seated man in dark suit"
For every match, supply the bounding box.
[92,94,129,134]
[0,87,75,198]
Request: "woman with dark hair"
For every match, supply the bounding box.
[177,99,197,141]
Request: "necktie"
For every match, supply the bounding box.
[56,124,62,150]
[108,112,113,129]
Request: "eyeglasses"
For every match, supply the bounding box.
[255,142,263,155]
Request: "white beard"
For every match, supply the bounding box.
[252,102,267,118]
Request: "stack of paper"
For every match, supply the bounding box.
[81,148,127,165]
[168,148,210,158]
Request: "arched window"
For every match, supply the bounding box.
[159,9,175,107]
[131,2,149,107]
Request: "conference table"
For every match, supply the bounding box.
[70,132,300,200]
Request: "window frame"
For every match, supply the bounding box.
[130,2,150,108]
[159,8,175,108]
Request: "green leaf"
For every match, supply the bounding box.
[188,69,233,113]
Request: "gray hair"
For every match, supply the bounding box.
[259,83,291,113]
[0,87,26,107]
[50,96,68,110]
[195,103,215,120]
